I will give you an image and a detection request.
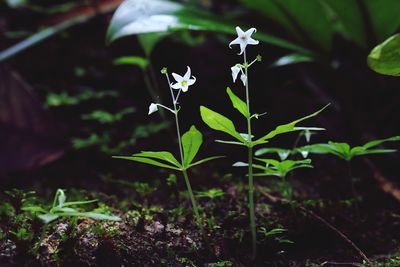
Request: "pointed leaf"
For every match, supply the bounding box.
[362,136,400,149]
[113,156,181,170]
[113,56,149,70]
[38,214,59,224]
[368,34,400,76]
[188,156,225,168]
[215,140,247,146]
[133,151,181,167]
[82,212,121,221]
[226,87,249,118]
[254,104,329,145]
[271,53,313,67]
[200,106,245,143]
[182,125,203,167]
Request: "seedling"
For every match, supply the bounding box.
[114,66,223,237]
[196,188,225,200]
[22,189,121,224]
[253,158,313,179]
[294,136,400,161]
[200,26,328,259]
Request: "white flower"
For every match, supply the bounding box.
[229,26,259,55]
[148,103,158,115]
[278,151,290,161]
[300,150,309,158]
[304,129,312,143]
[231,65,241,82]
[240,74,247,86]
[171,66,196,92]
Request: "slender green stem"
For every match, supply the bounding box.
[244,50,257,260]
[182,169,205,234]
[165,73,205,238]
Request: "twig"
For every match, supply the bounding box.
[256,186,375,267]
[321,261,364,267]
[363,158,400,202]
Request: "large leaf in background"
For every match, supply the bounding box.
[106,0,309,54]
[181,126,203,167]
[239,0,333,51]
[364,0,400,44]
[323,0,367,48]
[324,0,400,49]
[368,34,400,76]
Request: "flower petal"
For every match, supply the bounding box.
[240,74,247,86]
[148,103,158,115]
[171,83,181,90]
[183,66,191,80]
[244,27,257,37]
[231,65,241,82]
[238,42,246,55]
[181,85,189,92]
[172,73,183,83]
[229,37,242,49]
[235,26,245,36]
[247,37,259,45]
[187,76,196,86]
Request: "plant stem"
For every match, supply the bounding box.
[244,50,256,260]
[182,169,205,234]
[165,73,205,237]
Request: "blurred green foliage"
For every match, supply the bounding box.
[107,0,400,66]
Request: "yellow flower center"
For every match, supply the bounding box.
[181,80,187,87]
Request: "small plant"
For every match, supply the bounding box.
[200,26,328,259]
[22,189,121,224]
[196,188,225,200]
[81,107,135,124]
[253,158,313,178]
[114,66,222,237]
[295,136,400,161]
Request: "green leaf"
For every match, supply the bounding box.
[255,158,312,177]
[254,104,329,145]
[138,32,168,56]
[364,0,400,44]
[215,140,247,146]
[362,136,400,149]
[181,125,203,167]
[81,212,121,221]
[106,0,310,54]
[113,56,149,70]
[271,53,313,67]
[133,151,181,167]
[200,106,245,143]
[22,206,47,213]
[368,34,400,76]
[56,189,66,208]
[254,147,291,160]
[38,214,59,224]
[113,156,181,170]
[188,156,225,168]
[323,0,367,48]
[354,149,397,156]
[62,199,98,207]
[226,87,249,118]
